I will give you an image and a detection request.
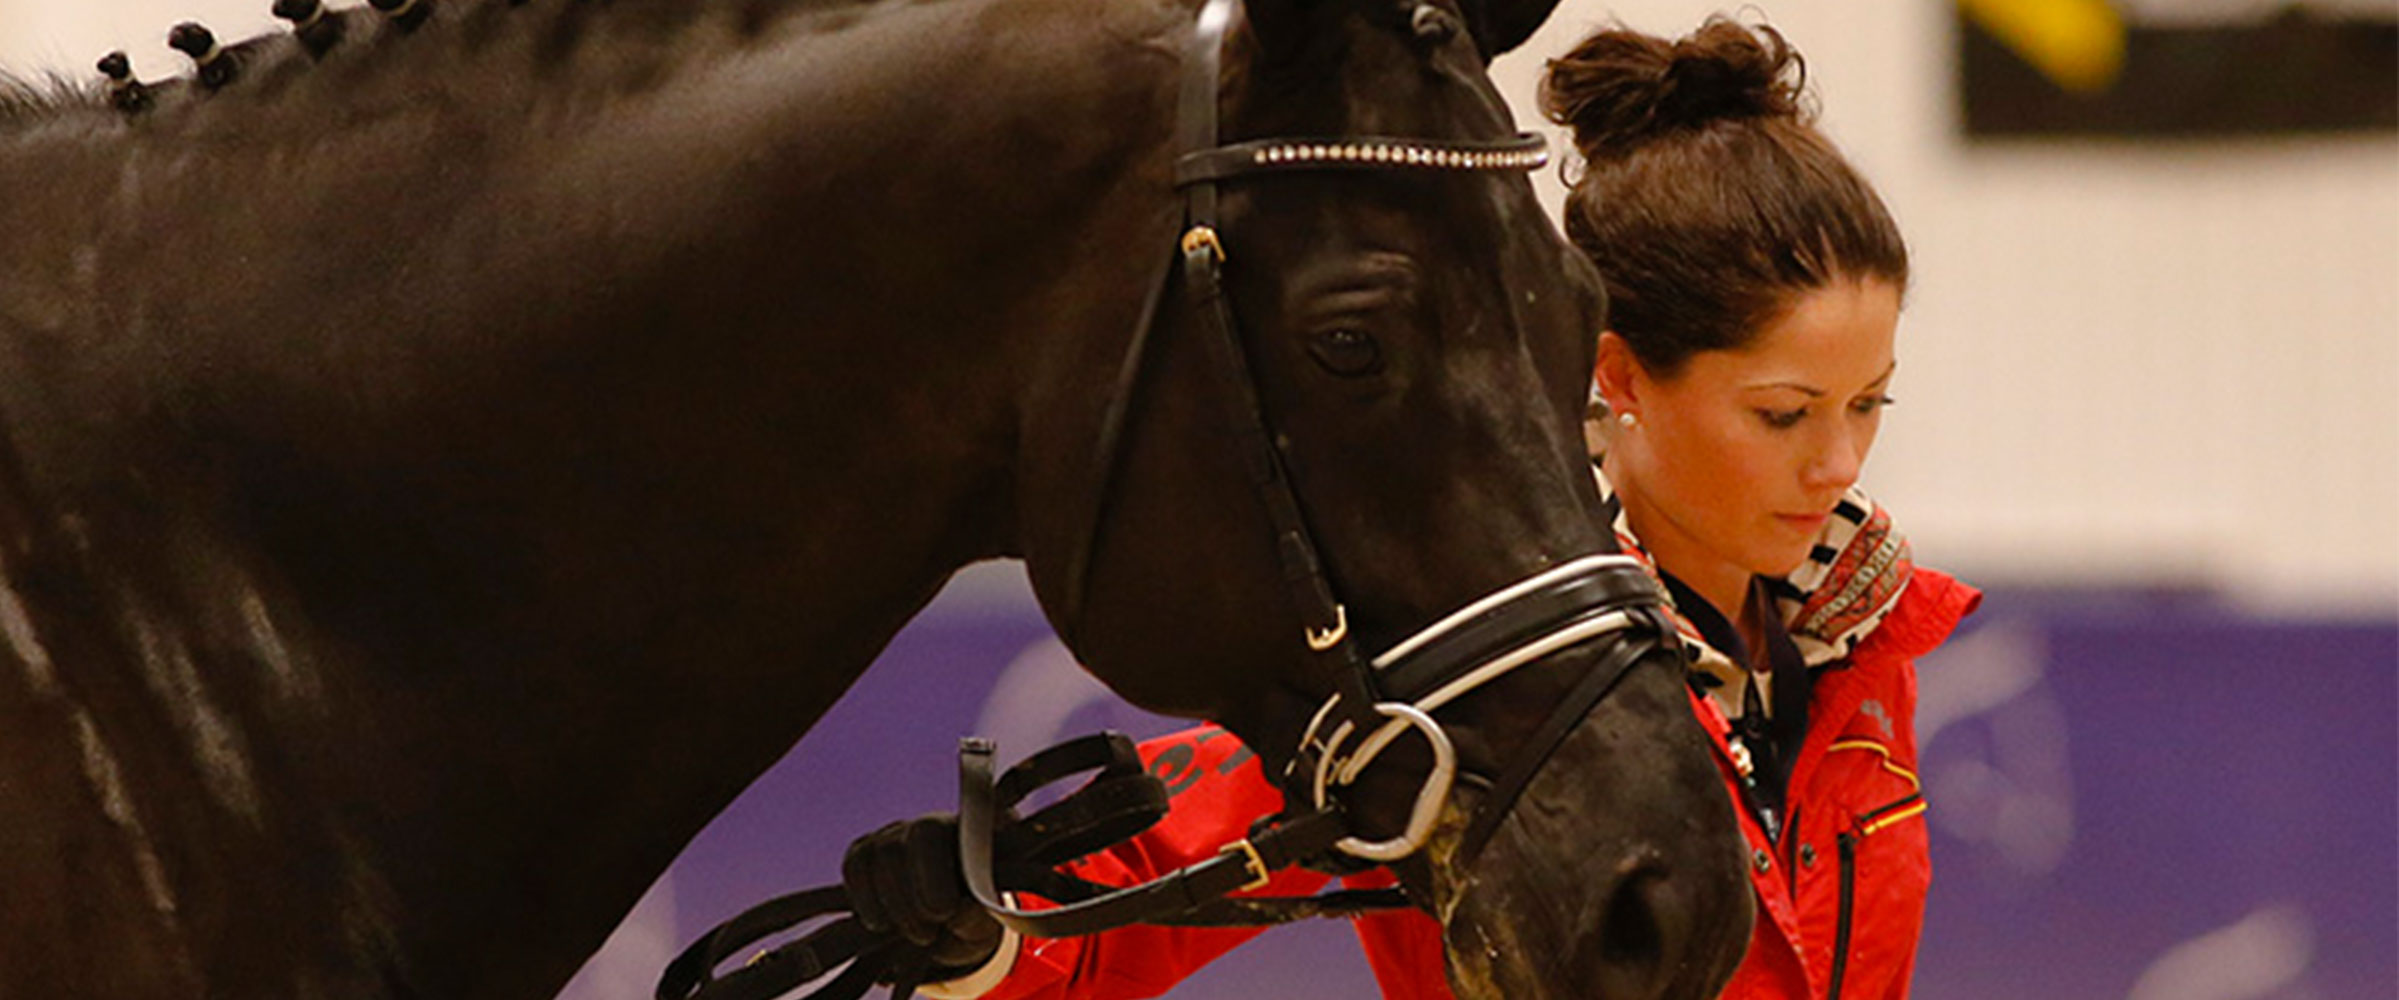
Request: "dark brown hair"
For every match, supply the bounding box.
[1541,16,1908,376]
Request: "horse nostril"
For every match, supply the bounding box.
[1587,863,1673,998]
[1601,865,1668,966]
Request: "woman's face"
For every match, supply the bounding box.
[1599,278,1901,603]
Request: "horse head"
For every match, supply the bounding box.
[1017,0,1754,996]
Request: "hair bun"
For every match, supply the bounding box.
[1542,17,1808,163]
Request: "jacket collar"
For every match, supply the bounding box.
[1587,456,1917,683]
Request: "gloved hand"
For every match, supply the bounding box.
[841,813,1006,977]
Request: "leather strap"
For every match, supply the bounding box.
[655,887,887,1000]
[1376,560,1666,702]
[1175,131,1549,184]
[658,735,1172,1000]
[959,737,1381,939]
[1454,606,1679,866]
[1054,227,1181,629]
[1172,0,1389,741]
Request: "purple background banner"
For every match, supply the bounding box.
[561,580,2398,1000]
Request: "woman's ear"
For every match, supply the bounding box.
[1592,331,1640,415]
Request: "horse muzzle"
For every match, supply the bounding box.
[1429,663,1755,1000]
[1291,554,1679,865]
[1292,554,1753,999]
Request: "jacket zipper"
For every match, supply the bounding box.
[1828,831,1857,1000]
[1828,793,1924,999]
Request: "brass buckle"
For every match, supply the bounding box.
[1218,838,1272,893]
[1181,225,1225,262]
[1305,603,1349,652]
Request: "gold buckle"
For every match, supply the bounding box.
[1218,838,1272,893]
[1305,604,1349,652]
[1181,225,1225,262]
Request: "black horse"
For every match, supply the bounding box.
[0,0,1749,997]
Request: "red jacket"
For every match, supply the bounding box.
[958,569,1979,1000]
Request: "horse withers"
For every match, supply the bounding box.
[0,0,1748,997]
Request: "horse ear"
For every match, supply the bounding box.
[1453,0,1565,61]
[1237,0,1558,69]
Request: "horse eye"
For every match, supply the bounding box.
[1308,328,1384,377]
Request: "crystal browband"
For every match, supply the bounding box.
[1255,141,1546,169]
[1176,132,1550,185]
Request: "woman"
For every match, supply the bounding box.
[850,16,1979,1000]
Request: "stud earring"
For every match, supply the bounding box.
[1617,411,1639,430]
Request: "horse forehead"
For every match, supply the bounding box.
[1322,2,1507,125]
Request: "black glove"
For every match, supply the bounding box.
[841,813,1006,977]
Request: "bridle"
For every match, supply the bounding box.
[658,1,1683,994]
[972,0,1680,931]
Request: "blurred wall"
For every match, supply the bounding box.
[8,0,2396,608]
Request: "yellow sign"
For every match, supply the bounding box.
[1957,0,2127,92]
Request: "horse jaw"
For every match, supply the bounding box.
[1420,684,1754,1000]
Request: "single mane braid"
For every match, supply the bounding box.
[276,0,349,56]
[168,22,239,90]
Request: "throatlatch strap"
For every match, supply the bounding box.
[1055,222,1182,629]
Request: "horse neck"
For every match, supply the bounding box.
[0,2,1183,995]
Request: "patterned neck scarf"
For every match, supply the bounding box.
[1587,456,1916,707]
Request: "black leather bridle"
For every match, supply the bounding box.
[964,0,1677,935]
[658,1,1680,996]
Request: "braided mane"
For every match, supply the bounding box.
[0,0,878,135]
